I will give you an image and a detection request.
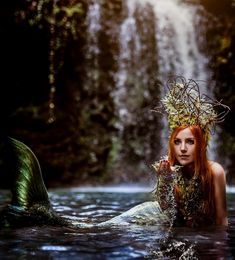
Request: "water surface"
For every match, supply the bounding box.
[0,186,234,259]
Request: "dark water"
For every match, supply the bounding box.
[0,186,234,259]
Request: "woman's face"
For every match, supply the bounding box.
[173,127,196,166]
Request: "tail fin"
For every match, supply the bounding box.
[0,137,71,227]
[5,137,50,209]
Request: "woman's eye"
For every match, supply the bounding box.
[174,139,181,145]
[187,139,195,145]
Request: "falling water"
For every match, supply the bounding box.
[86,2,101,57]
[154,0,212,83]
[114,1,141,130]
[85,0,101,89]
[114,0,216,159]
[85,0,217,178]
[152,0,216,159]
[113,1,157,131]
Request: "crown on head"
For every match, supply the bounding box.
[154,77,230,138]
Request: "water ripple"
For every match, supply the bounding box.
[41,245,71,251]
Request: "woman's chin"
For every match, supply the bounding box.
[177,160,194,167]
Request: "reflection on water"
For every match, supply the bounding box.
[0,186,234,259]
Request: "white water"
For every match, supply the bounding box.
[115,0,212,101]
[50,185,235,194]
[86,1,101,58]
[85,0,217,163]
[153,0,212,84]
[113,0,216,158]
[50,185,152,193]
[150,0,215,157]
[113,1,148,130]
[85,1,101,88]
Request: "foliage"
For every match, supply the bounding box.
[5,0,123,186]
[15,0,85,41]
[15,0,87,123]
[202,0,235,181]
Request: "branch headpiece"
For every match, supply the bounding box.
[154,77,230,139]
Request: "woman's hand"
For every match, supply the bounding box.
[152,160,173,178]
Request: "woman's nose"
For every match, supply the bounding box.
[180,141,187,152]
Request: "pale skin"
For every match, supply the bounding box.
[210,161,228,226]
[159,127,228,226]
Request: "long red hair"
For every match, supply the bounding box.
[168,125,214,216]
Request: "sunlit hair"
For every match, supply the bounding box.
[168,125,214,217]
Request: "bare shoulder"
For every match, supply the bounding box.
[208,161,225,178]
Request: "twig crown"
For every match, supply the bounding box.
[154,77,230,138]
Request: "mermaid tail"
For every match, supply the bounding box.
[0,137,69,227]
[0,137,175,228]
[5,137,49,208]
[99,201,170,226]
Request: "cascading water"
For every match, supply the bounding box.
[114,0,216,160]
[151,0,216,159]
[154,0,212,83]
[85,1,101,89]
[85,0,216,181]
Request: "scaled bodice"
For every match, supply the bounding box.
[175,173,214,227]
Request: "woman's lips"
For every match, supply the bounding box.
[179,155,189,159]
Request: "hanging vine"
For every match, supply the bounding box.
[15,0,85,123]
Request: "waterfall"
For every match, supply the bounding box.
[154,0,212,83]
[85,1,101,89]
[152,0,216,159]
[84,0,216,181]
[114,0,216,159]
[113,2,148,131]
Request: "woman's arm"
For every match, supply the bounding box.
[152,160,177,223]
[211,162,228,226]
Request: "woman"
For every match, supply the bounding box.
[157,125,228,227]
[103,78,229,227]
[102,126,228,228]
[0,78,230,228]
[159,78,229,227]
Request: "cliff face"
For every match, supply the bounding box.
[200,0,235,183]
